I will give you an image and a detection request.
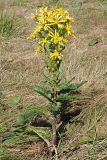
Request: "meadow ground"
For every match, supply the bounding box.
[0,0,107,159]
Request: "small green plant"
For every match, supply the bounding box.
[0,12,14,37]
[0,147,10,160]
[12,0,26,6]
[0,11,26,37]
[16,5,86,159]
[48,0,61,6]
[12,0,34,8]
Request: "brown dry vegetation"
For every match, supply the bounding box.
[0,0,107,160]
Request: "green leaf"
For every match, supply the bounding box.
[51,102,61,113]
[58,81,86,95]
[16,106,49,126]
[9,96,21,105]
[57,93,84,102]
[0,127,6,133]
[0,147,10,160]
[34,85,52,101]
[26,125,50,146]
[43,74,53,85]
[58,77,75,88]
[2,134,38,146]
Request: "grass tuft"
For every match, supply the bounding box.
[0,11,26,37]
[12,0,34,8]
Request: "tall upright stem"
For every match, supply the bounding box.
[49,70,59,156]
[49,113,57,157]
[52,70,58,102]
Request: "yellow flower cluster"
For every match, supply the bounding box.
[28,6,75,61]
[50,50,63,60]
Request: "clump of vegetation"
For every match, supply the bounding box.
[47,0,61,6]
[0,147,10,160]
[0,11,26,37]
[12,0,34,8]
[13,5,85,159]
[12,0,27,7]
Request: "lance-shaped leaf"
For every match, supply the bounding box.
[58,81,86,95]
[58,77,75,89]
[34,85,52,101]
[43,74,53,85]
[26,125,50,147]
[57,93,85,102]
[16,106,49,126]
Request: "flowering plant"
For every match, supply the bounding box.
[28,6,75,66]
[17,5,85,159]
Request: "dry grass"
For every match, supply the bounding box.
[0,0,107,159]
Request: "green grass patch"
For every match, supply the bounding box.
[12,0,34,8]
[46,0,62,7]
[0,147,10,160]
[0,11,26,38]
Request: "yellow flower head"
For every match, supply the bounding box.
[49,30,67,45]
[65,25,74,35]
[66,16,74,23]
[56,8,65,15]
[50,50,63,60]
[45,12,54,22]
[27,24,43,39]
[35,47,42,54]
[52,31,62,44]
[31,13,36,19]
[53,19,59,25]
[39,38,48,46]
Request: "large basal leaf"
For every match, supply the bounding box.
[34,85,52,101]
[2,133,39,146]
[26,125,50,146]
[57,93,85,102]
[58,81,86,95]
[16,106,49,126]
